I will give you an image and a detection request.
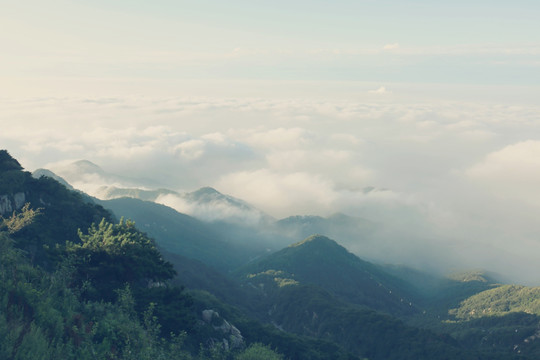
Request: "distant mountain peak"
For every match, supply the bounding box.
[238,234,416,315]
[71,160,105,174]
[32,169,74,190]
[447,270,498,284]
[185,187,254,210]
[192,186,221,196]
[290,234,336,248]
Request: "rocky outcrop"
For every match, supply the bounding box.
[14,192,25,210]
[0,195,11,215]
[200,309,244,351]
[0,192,25,215]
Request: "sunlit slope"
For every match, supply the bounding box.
[451,285,540,320]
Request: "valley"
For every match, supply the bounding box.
[2,150,540,359]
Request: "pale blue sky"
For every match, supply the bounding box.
[2,0,539,97]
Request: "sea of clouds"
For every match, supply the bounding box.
[3,95,540,283]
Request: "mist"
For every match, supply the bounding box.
[4,96,540,284]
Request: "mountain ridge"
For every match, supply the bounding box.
[237,234,417,315]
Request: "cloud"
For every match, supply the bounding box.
[236,127,313,149]
[216,169,336,217]
[155,193,265,225]
[3,96,537,194]
[173,139,206,160]
[466,140,540,205]
[4,95,540,282]
[368,86,391,94]
[383,43,400,50]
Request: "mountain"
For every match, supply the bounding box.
[383,266,499,309]
[35,165,376,255]
[46,159,272,226]
[254,283,477,360]
[6,149,540,359]
[237,235,416,315]
[70,159,105,175]
[32,168,74,190]
[88,185,273,226]
[450,284,540,320]
[1,150,361,360]
[275,213,374,241]
[97,197,262,271]
[273,213,376,254]
[35,165,179,203]
[0,151,113,266]
[95,185,178,202]
[430,284,540,358]
[35,167,282,267]
[184,186,252,209]
[50,159,162,192]
[187,186,265,224]
[233,235,483,359]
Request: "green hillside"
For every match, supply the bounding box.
[237,235,416,315]
[0,150,113,267]
[0,150,358,360]
[450,285,540,320]
[5,149,540,359]
[234,236,485,359]
[98,197,261,271]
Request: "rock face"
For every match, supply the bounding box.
[0,192,25,215]
[200,309,244,351]
[0,195,11,215]
[13,192,25,210]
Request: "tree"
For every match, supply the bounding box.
[0,150,23,172]
[67,218,176,301]
[0,203,41,234]
[235,343,283,360]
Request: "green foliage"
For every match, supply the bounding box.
[262,283,476,360]
[237,235,416,316]
[447,270,496,283]
[98,197,250,271]
[0,150,25,194]
[0,216,194,360]
[165,251,248,310]
[274,277,299,287]
[235,343,283,360]
[0,169,27,194]
[6,151,540,360]
[1,203,42,234]
[189,290,359,360]
[5,171,113,267]
[0,150,23,172]
[67,218,176,301]
[0,154,195,359]
[450,285,540,320]
[134,286,195,336]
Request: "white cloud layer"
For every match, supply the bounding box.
[3,96,540,283]
[466,140,540,206]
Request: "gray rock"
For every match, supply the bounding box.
[0,195,12,215]
[202,309,217,323]
[13,192,25,209]
[200,309,244,350]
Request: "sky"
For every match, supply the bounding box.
[2,1,540,282]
